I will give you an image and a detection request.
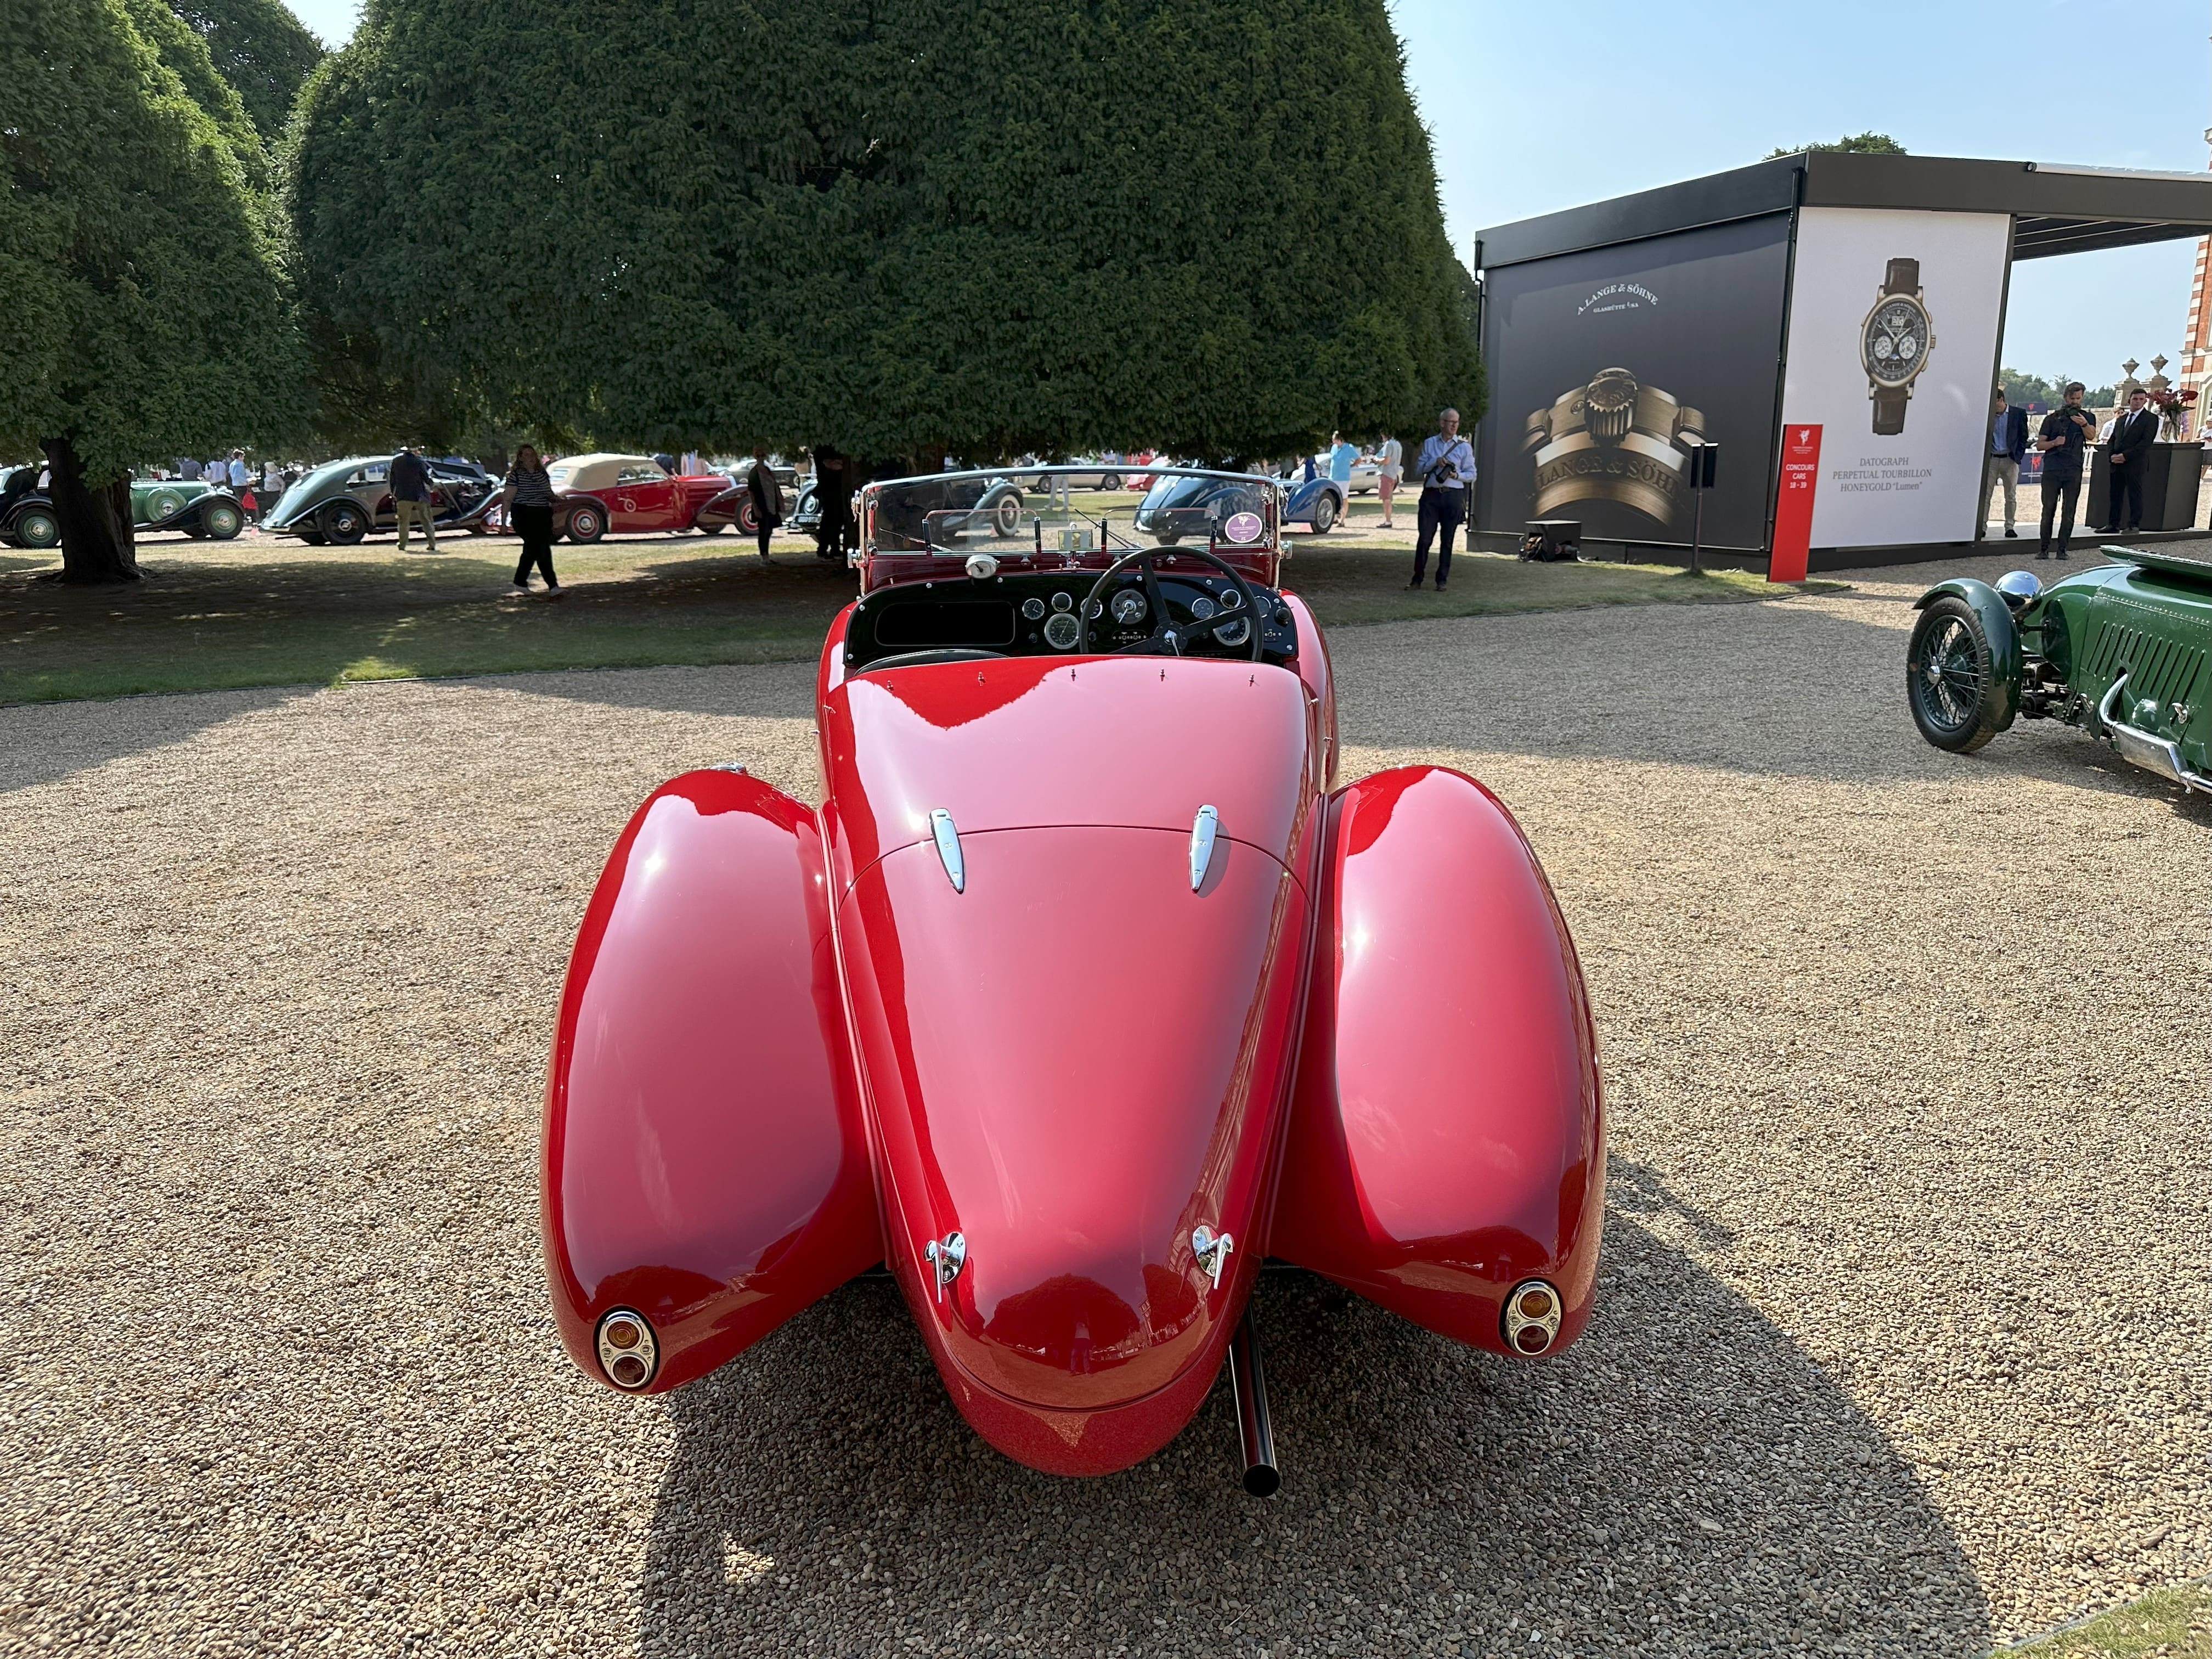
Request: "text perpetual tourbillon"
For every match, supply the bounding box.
[1860,257,1934,436]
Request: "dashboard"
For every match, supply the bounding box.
[845,571,1299,673]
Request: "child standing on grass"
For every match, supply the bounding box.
[501,445,561,597]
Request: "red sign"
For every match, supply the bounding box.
[1770,424,1821,583]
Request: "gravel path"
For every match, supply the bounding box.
[3,555,2204,1658]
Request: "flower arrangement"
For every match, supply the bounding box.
[2147,382,2198,438]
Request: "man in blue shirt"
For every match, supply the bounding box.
[1409,408,1476,590]
[1983,390,2028,540]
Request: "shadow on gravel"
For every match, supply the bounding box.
[0,685,307,793]
[634,1163,1990,1659]
[490,658,819,724]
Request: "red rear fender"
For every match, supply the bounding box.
[1273,766,1604,1356]
[543,770,878,1393]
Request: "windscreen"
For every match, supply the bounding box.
[866,469,1277,558]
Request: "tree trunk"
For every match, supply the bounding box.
[42,436,140,584]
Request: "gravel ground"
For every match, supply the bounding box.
[2,552,2204,1658]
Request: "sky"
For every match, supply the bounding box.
[287,0,2205,383]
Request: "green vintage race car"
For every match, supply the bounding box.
[1907,548,2210,795]
[132,478,244,539]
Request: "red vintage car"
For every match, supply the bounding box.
[541,467,1602,1492]
[512,452,751,542]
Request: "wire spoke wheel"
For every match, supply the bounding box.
[1906,596,2004,753]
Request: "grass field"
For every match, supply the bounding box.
[0,494,1834,703]
[2005,1582,2210,1658]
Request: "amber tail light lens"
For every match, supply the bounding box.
[1502,1278,1564,1356]
[595,1310,658,1391]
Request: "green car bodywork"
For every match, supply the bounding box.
[132,478,243,539]
[1908,548,2212,795]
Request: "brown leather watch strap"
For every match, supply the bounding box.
[1872,386,1909,435]
[1883,257,1920,295]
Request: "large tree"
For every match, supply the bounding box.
[168,0,325,144]
[2,0,302,581]
[292,0,1477,464]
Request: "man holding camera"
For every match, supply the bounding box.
[1408,407,1476,590]
[2035,382,2093,560]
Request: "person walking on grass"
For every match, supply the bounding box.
[1408,407,1475,590]
[1376,432,1402,528]
[746,447,785,558]
[501,444,560,596]
[390,443,438,553]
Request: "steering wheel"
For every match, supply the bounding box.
[1077,545,1265,660]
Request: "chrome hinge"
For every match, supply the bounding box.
[924,1232,966,1301]
[1191,1224,1234,1289]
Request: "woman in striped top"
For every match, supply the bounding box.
[502,445,560,595]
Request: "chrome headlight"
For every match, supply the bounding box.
[1995,569,2042,611]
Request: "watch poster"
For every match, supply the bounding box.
[1778,207,2010,550]
[1475,214,1792,550]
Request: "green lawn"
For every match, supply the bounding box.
[0,503,1835,704]
[2004,1582,2210,1658]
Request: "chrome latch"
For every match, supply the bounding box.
[930,808,965,893]
[1191,1225,1234,1289]
[923,1232,966,1301]
[1189,804,1218,891]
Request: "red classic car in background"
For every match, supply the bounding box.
[540,467,1603,1493]
[501,453,751,542]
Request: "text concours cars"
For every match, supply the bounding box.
[540,468,1604,1494]
[1908,547,2212,796]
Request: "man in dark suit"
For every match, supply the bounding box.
[1983,389,2029,539]
[2102,388,2157,534]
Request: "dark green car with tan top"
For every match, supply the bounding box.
[1908,547,2211,795]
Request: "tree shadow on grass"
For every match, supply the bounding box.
[635,1160,1989,1659]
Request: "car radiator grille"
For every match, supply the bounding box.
[2086,622,2206,710]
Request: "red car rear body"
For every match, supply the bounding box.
[541,474,1602,1478]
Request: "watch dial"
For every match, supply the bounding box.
[1865,300,1926,386]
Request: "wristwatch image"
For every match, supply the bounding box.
[1860,257,1934,436]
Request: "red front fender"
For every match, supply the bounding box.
[542,770,879,1393]
[1272,766,1604,1355]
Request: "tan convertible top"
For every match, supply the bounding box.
[548,453,664,493]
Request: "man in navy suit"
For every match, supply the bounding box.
[2101,388,2158,535]
[1982,389,2029,540]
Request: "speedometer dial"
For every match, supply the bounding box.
[1043,612,1081,650]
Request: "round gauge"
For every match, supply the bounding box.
[1218,588,1242,609]
[1050,591,1073,613]
[1216,618,1251,648]
[1082,597,1103,618]
[1021,596,1046,620]
[1190,596,1216,621]
[1043,612,1081,650]
[1110,589,1147,624]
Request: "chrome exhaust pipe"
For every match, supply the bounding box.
[1228,1307,1279,1498]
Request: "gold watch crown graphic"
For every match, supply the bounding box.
[1522,367,1707,526]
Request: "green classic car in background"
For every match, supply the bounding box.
[132,478,244,540]
[1908,548,2211,795]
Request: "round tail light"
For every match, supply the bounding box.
[1502,1278,1564,1356]
[595,1309,658,1391]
